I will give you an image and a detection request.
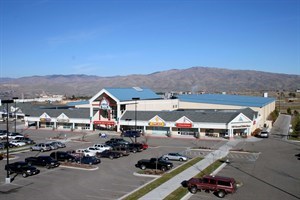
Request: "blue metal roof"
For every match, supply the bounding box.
[178,94,275,107]
[105,88,161,101]
[67,100,89,106]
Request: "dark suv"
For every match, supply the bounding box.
[5,161,40,178]
[50,151,76,162]
[25,156,60,168]
[186,175,237,198]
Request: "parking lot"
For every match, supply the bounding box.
[188,136,300,200]
[0,124,223,200]
[1,122,300,200]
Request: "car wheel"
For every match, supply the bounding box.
[109,155,114,160]
[40,149,44,152]
[179,158,183,162]
[141,165,146,170]
[161,166,167,172]
[89,162,92,165]
[189,186,198,194]
[28,162,32,166]
[8,170,13,175]
[132,148,137,153]
[217,190,226,198]
[22,172,28,178]
[164,157,169,161]
[46,164,51,169]
[77,161,80,164]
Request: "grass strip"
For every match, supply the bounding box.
[163,160,223,200]
[123,157,203,200]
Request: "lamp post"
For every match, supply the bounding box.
[132,98,140,143]
[1,99,13,184]
[13,97,18,133]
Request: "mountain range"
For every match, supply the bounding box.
[0,67,299,99]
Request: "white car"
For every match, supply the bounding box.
[86,147,104,153]
[76,149,96,157]
[10,140,26,147]
[93,144,112,152]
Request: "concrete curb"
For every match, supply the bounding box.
[59,165,99,171]
[133,172,161,178]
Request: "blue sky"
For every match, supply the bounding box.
[0,0,299,78]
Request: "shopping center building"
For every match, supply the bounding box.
[5,87,275,139]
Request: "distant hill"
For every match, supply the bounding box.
[0,67,299,99]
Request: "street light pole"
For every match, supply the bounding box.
[2,99,13,184]
[13,97,18,133]
[132,98,140,143]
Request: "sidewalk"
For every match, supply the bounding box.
[136,139,241,200]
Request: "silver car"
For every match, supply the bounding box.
[31,143,51,152]
[161,153,188,162]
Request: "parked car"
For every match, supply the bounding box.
[127,143,144,153]
[186,175,238,198]
[93,144,112,151]
[50,151,76,162]
[7,132,24,140]
[0,132,8,140]
[9,140,26,147]
[135,158,173,171]
[161,153,188,162]
[25,156,60,169]
[1,141,17,148]
[98,150,121,159]
[105,138,129,147]
[14,137,35,144]
[75,149,97,157]
[141,142,149,150]
[75,156,101,165]
[30,143,52,152]
[0,153,3,160]
[45,142,59,150]
[111,146,130,156]
[259,131,269,138]
[122,130,141,138]
[5,161,40,178]
[0,142,4,150]
[50,141,66,148]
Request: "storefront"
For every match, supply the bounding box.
[120,110,255,138]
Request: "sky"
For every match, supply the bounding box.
[0,0,299,78]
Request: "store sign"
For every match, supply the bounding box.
[40,118,51,122]
[57,113,69,123]
[232,125,251,128]
[175,116,193,128]
[176,123,192,128]
[94,120,115,125]
[100,98,111,110]
[148,116,165,127]
[40,113,51,122]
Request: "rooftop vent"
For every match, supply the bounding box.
[133,87,143,92]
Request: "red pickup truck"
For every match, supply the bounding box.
[186,175,237,198]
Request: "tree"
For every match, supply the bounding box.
[287,108,292,115]
[268,109,279,124]
[292,116,300,137]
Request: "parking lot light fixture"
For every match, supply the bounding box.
[13,97,18,133]
[1,99,14,184]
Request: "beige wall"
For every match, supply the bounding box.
[125,99,179,111]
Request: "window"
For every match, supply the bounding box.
[210,179,217,185]
[218,180,231,186]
